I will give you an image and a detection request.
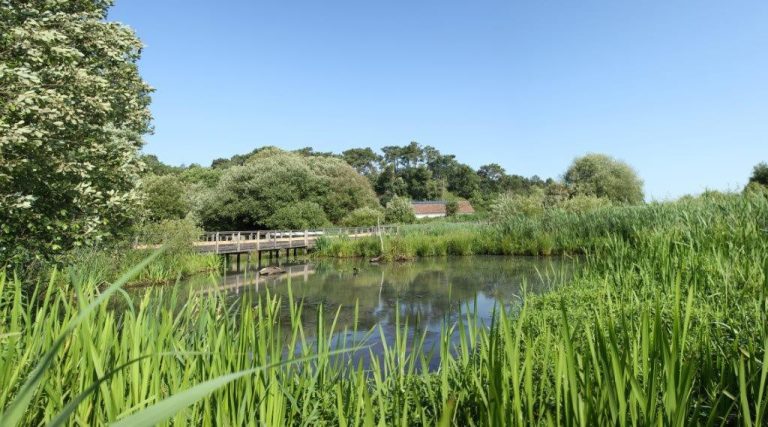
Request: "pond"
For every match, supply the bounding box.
[136,256,576,370]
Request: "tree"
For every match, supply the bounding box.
[267,201,331,230]
[448,164,481,199]
[749,162,768,187]
[563,154,644,204]
[141,154,179,176]
[340,207,384,227]
[478,163,506,193]
[199,150,379,230]
[142,175,190,222]
[423,146,456,180]
[401,166,440,200]
[341,147,382,177]
[384,196,416,224]
[381,146,404,172]
[1,1,152,263]
[374,165,408,205]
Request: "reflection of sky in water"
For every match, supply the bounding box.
[134,256,576,371]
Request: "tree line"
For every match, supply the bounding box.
[138,144,648,232]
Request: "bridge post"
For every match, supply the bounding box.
[304,230,308,246]
[256,231,260,251]
[288,230,292,249]
[237,231,241,252]
[215,232,220,254]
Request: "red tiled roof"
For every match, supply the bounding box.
[411,201,475,215]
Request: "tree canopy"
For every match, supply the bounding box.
[1,0,152,263]
[142,175,190,222]
[198,150,378,230]
[563,154,644,204]
[749,162,768,187]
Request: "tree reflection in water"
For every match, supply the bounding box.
[137,256,576,369]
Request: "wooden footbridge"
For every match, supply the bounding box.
[192,226,397,268]
[135,225,398,268]
[139,226,392,267]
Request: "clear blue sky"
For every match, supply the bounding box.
[110,0,767,200]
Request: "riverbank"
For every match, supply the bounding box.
[315,195,731,260]
[61,246,221,288]
[1,192,766,425]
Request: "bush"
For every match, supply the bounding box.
[340,207,384,227]
[490,190,546,220]
[142,174,191,221]
[385,196,416,224]
[559,195,612,213]
[445,199,459,217]
[267,201,331,230]
[198,150,379,230]
[137,218,201,253]
[564,153,644,204]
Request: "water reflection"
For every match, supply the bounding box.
[126,256,574,370]
[203,257,562,343]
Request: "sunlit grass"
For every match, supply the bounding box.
[1,192,767,425]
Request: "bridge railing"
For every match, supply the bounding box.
[198,226,398,243]
[133,225,399,252]
[194,226,398,254]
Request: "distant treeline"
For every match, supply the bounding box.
[145,142,555,208]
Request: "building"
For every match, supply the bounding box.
[410,200,475,219]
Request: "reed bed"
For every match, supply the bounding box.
[1,192,767,425]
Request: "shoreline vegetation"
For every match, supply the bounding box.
[3,2,768,424]
[2,191,767,424]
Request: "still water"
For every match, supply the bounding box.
[160,256,574,369]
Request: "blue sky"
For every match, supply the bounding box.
[110,0,767,199]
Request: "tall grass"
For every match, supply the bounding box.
[1,192,767,425]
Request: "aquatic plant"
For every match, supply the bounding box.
[1,192,766,424]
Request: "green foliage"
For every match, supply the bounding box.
[199,150,378,230]
[749,162,768,186]
[447,164,481,199]
[341,147,381,178]
[340,207,384,227]
[744,181,768,197]
[2,192,768,425]
[64,219,217,287]
[136,218,200,250]
[445,199,459,217]
[491,190,546,219]
[0,0,152,264]
[564,153,644,204]
[385,196,416,224]
[141,175,190,221]
[140,154,180,176]
[558,194,612,213]
[267,201,331,230]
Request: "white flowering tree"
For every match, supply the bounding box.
[0,0,152,264]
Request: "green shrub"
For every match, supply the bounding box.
[491,190,545,220]
[198,150,378,230]
[559,194,612,213]
[445,199,459,217]
[340,207,384,227]
[267,201,331,230]
[385,196,416,224]
[142,174,191,221]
